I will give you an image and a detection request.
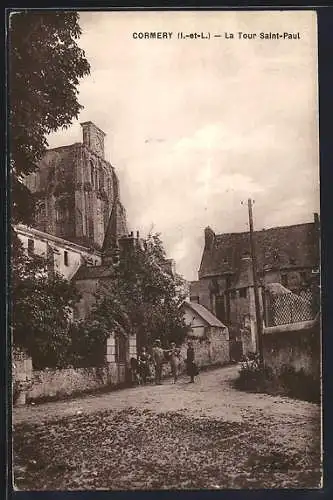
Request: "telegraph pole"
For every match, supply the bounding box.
[247,199,264,364]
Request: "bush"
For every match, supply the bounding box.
[234,354,320,403]
[235,352,274,393]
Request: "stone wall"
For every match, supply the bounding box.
[262,317,320,379]
[191,277,212,312]
[179,327,230,370]
[12,350,33,406]
[15,225,101,281]
[26,364,128,402]
[13,333,137,404]
[13,330,229,404]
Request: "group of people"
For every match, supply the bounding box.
[131,339,198,386]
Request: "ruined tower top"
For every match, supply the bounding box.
[81,121,106,159]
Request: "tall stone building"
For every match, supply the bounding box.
[24,121,127,249]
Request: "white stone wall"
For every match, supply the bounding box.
[179,327,230,370]
[183,307,206,337]
[129,335,137,359]
[15,226,101,280]
[106,334,116,363]
[106,333,136,363]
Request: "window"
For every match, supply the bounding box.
[88,217,94,239]
[107,177,112,196]
[190,296,200,304]
[55,206,69,224]
[281,274,288,287]
[239,288,247,299]
[100,169,104,189]
[90,160,95,185]
[35,200,46,221]
[27,239,34,255]
[215,295,226,323]
[230,290,236,299]
[55,208,61,223]
[64,251,69,266]
[115,334,127,363]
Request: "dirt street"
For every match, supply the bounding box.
[13,365,321,490]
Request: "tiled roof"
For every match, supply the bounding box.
[73,264,115,281]
[182,301,226,328]
[199,222,319,280]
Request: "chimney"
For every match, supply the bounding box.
[204,226,215,250]
[119,234,135,255]
[80,121,106,158]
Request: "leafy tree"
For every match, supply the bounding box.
[66,319,110,368]
[11,232,81,369]
[83,233,188,352]
[9,11,90,224]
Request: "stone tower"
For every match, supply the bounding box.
[24,122,127,250]
[81,121,106,159]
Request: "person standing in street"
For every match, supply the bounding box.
[169,342,181,383]
[151,339,164,385]
[186,339,197,383]
[138,346,150,385]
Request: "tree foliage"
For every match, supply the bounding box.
[83,234,188,351]
[11,232,188,368]
[9,11,90,224]
[11,232,81,369]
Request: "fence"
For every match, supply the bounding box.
[263,287,319,327]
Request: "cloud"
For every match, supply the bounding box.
[47,11,319,281]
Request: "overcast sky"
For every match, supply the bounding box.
[47,10,319,281]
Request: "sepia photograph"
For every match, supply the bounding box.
[9,9,321,490]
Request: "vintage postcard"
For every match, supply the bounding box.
[10,9,321,490]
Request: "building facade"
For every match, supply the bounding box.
[15,224,102,281]
[190,214,320,356]
[180,301,230,367]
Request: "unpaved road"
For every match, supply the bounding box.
[13,365,322,490]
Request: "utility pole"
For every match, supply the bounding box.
[247,199,264,364]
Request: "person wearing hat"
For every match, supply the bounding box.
[151,339,164,385]
[168,342,181,383]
